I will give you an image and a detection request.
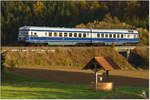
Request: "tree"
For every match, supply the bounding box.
[33,1,47,25]
[113,16,120,24]
[1,1,149,46]
[103,13,113,23]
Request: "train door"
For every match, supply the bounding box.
[90,29,93,44]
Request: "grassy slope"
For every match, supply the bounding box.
[1,71,149,99]
[3,47,134,70]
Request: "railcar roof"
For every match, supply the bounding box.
[19,26,138,33]
[92,29,138,33]
[20,26,90,31]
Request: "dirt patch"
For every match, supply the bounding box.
[9,67,149,88]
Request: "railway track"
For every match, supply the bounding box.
[1,46,57,52]
[1,46,148,52]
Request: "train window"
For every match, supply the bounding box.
[121,34,123,38]
[74,33,77,37]
[79,33,82,37]
[105,34,108,38]
[114,34,116,38]
[19,31,21,35]
[59,33,62,37]
[54,32,57,37]
[83,33,86,37]
[26,32,28,35]
[49,32,52,37]
[97,34,100,38]
[34,32,37,37]
[109,34,112,38]
[117,34,120,38]
[69,33,72,37]
[64,32,67,37]
[101,34,104,38]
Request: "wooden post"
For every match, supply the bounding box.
[95,71,97,90]
[94,64,97,90]
[106,70,109,81]
[126,49,130,60]
[90,81,94,90]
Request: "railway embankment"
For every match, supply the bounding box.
[1,46,148,70]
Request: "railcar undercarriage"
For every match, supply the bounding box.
[18,41,138,47]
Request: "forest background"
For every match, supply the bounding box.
[1,1,149,46]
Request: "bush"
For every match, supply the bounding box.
[136,28,149,46]
[129,47,149,69]
[1,52,6,71]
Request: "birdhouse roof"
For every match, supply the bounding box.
[83,56,120,71]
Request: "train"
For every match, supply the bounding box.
[18,26,139,46]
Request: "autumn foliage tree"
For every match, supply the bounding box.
[1,1,149,46]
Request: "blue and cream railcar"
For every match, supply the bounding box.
[18,26,139,45]
[91,29,139,45]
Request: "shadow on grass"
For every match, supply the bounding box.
[3,67,149,88]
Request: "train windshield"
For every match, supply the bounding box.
[19,30,28,35]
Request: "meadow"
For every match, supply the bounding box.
[1,71,149,99]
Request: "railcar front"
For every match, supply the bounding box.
[18,26,30,45]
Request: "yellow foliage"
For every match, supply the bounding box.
[33,1,46,15]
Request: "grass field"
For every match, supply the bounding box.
[1,71,149,99]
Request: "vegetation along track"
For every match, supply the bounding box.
[1,46,148,52]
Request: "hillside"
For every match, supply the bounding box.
[3,47,134,70]
[1,1,148,46]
